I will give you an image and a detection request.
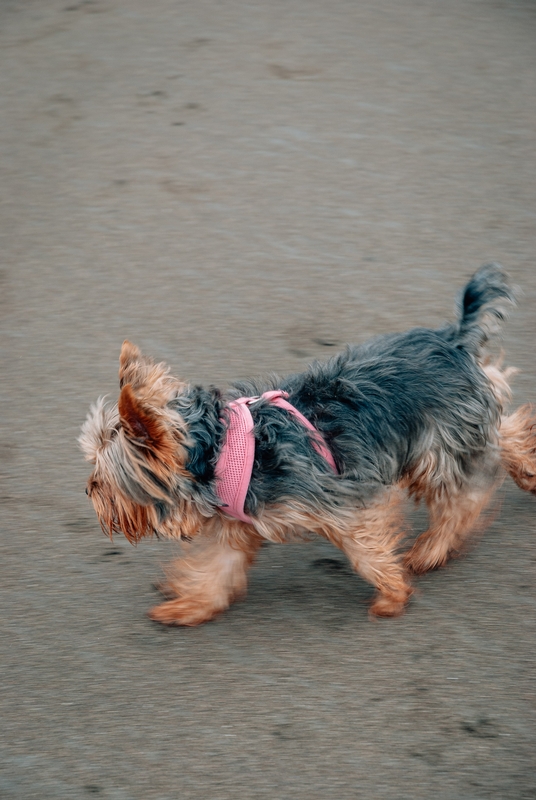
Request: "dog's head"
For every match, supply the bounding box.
[79,341,203,543]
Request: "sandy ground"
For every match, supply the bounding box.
[1,0,535,798]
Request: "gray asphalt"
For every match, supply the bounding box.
[1,1,535,798]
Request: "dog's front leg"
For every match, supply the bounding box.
[149,523,261,626]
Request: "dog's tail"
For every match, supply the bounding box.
[452,263,517,356]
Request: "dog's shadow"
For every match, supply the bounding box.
[244,503,433,626]
[245,541,375,626]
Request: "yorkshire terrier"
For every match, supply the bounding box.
[80,264,536,625]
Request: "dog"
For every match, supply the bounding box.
[80,264,536,625]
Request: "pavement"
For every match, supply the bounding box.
[1,0,535,798]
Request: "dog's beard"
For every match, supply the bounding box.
[89,475,205,543]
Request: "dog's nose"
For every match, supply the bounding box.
[85,487,89,496]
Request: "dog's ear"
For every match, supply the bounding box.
[118,340,184,406]
[119,340,148,388]
[118,383,175,458]
[118,383,187,473]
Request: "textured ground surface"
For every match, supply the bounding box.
[1,1,535,798]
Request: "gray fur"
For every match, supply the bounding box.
[167,264,515,520]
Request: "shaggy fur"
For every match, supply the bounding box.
[80,264,536,625]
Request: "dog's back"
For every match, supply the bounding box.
[243,265,516,509]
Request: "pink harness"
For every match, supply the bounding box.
[215,390,337,523]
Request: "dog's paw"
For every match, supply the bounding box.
[148,598,222,626]
[369,588,411,618]
[403,548,448,575]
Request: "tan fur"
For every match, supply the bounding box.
[404,485,497,574]
[149,528,262,626]
[481,357,517,406]
[119,340,185,405]
[500,404,536,494]
[479,358,536,494]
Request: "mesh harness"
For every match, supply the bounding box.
[214,390,337,523]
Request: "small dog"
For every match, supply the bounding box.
[80,264,536,625]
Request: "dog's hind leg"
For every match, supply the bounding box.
[500,405,536,494]
[403,482,495,575]
[326,490,414,618]
[149,523,262,625]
